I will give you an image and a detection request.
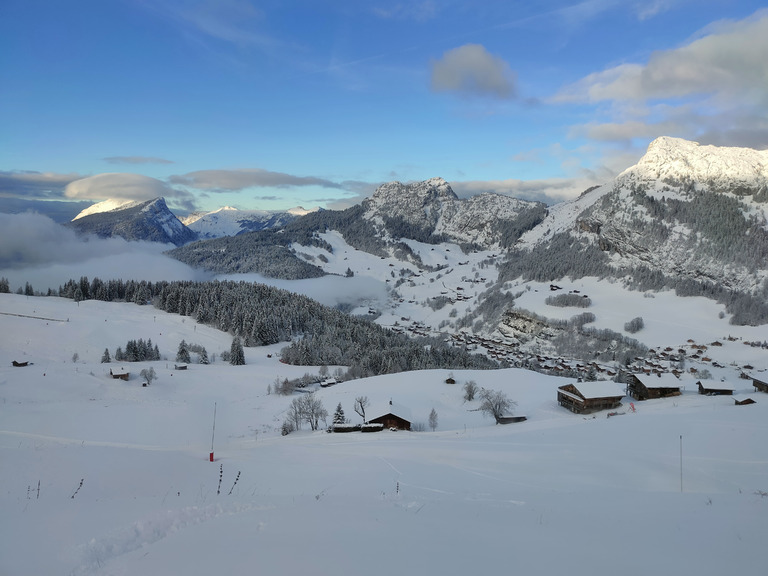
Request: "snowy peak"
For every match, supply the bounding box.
[619,136,768,191]
[184,205,308,239]
[72,198,142,221]
[68,197,197,246]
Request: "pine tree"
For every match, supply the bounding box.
[333,403,345,427]
[199,347,209,364]
[101,348,111,364]
[429,408,438,431]
[176,340,191,364]
[230,336,245,366]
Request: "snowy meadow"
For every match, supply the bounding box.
[1,293,767,575]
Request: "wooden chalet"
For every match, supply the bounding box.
[733,395,756,406]
[11,360,29,367]
[697,380,734,396]
[748,374,768,394]
[174,364,188,370]
[368,400,412,430]
[627,373,682,401]
[109,369,129,381]
[557,381,625,414]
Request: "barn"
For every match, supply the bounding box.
[627,373,683,400]
[368,400,412,430]
[109,369,129,381]
[557,381,625,414]
[748,374,768,394]
[697,380,735,396]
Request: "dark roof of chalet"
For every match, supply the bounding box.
[370,400,412,423]
[633,373,684,389]
[697,380,735,391]
[561,381,625,399]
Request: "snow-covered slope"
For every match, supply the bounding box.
[517,137,768,297]
[618,136,768,192]
[183,206,315,239]
[1,293,766,576]
[72,198,142,221]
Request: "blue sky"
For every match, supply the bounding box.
[1,0,766,215]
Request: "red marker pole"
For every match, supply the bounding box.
[210,402,217,462]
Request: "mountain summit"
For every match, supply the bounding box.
[68,197,197,246]
[363,177,547,247]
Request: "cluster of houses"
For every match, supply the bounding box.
[557,371,767,414]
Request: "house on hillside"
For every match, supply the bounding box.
[368,400,412,430]
[733,395,756,406]
[747,373,768,394]
[109,369,129,381]
[627,373,683,400]
[697,380,734,396]
[557,381,625,414]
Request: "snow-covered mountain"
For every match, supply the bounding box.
[68,197,197,246]
[72,198,142,221]
[363,177,547,247]
[516,137,768,299]
[182,205,317,239]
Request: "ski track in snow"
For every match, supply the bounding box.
[70,502,269,575]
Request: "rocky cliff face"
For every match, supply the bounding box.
[68,198,197,246]
[516,137,768,296]
[363,177,547,248]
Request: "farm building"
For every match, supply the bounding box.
[368,400,412,430]
[733,395,756,406]
[627,373,683,400]
[109,369,129,381]
[557,381,625,414]
[748,374,768,393]
[697,380,735,396]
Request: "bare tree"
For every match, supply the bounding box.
[428,408,438,431]
[354,395,369,423]
[287,393,328,431]
[478,389,516,423]
[287,397,304,430]
[140,367,157,386]
[463,380,478,401]
[302,393,328,431]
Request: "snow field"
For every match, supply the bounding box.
[1,294,767,575]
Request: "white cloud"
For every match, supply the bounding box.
[430,44,516,99]
[451,175,603,205]
[555,11,768,104]
[552,10,768,150]
[64,173,193,203]
[0,212,203,292]
[169,169,342,191]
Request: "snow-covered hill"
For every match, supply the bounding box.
[1,293,766,575]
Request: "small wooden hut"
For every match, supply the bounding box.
[109,369,130,381]
[557,381,625,414]
[627,373,682,400]
[697,380,734,396]
[733,395,756,406]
